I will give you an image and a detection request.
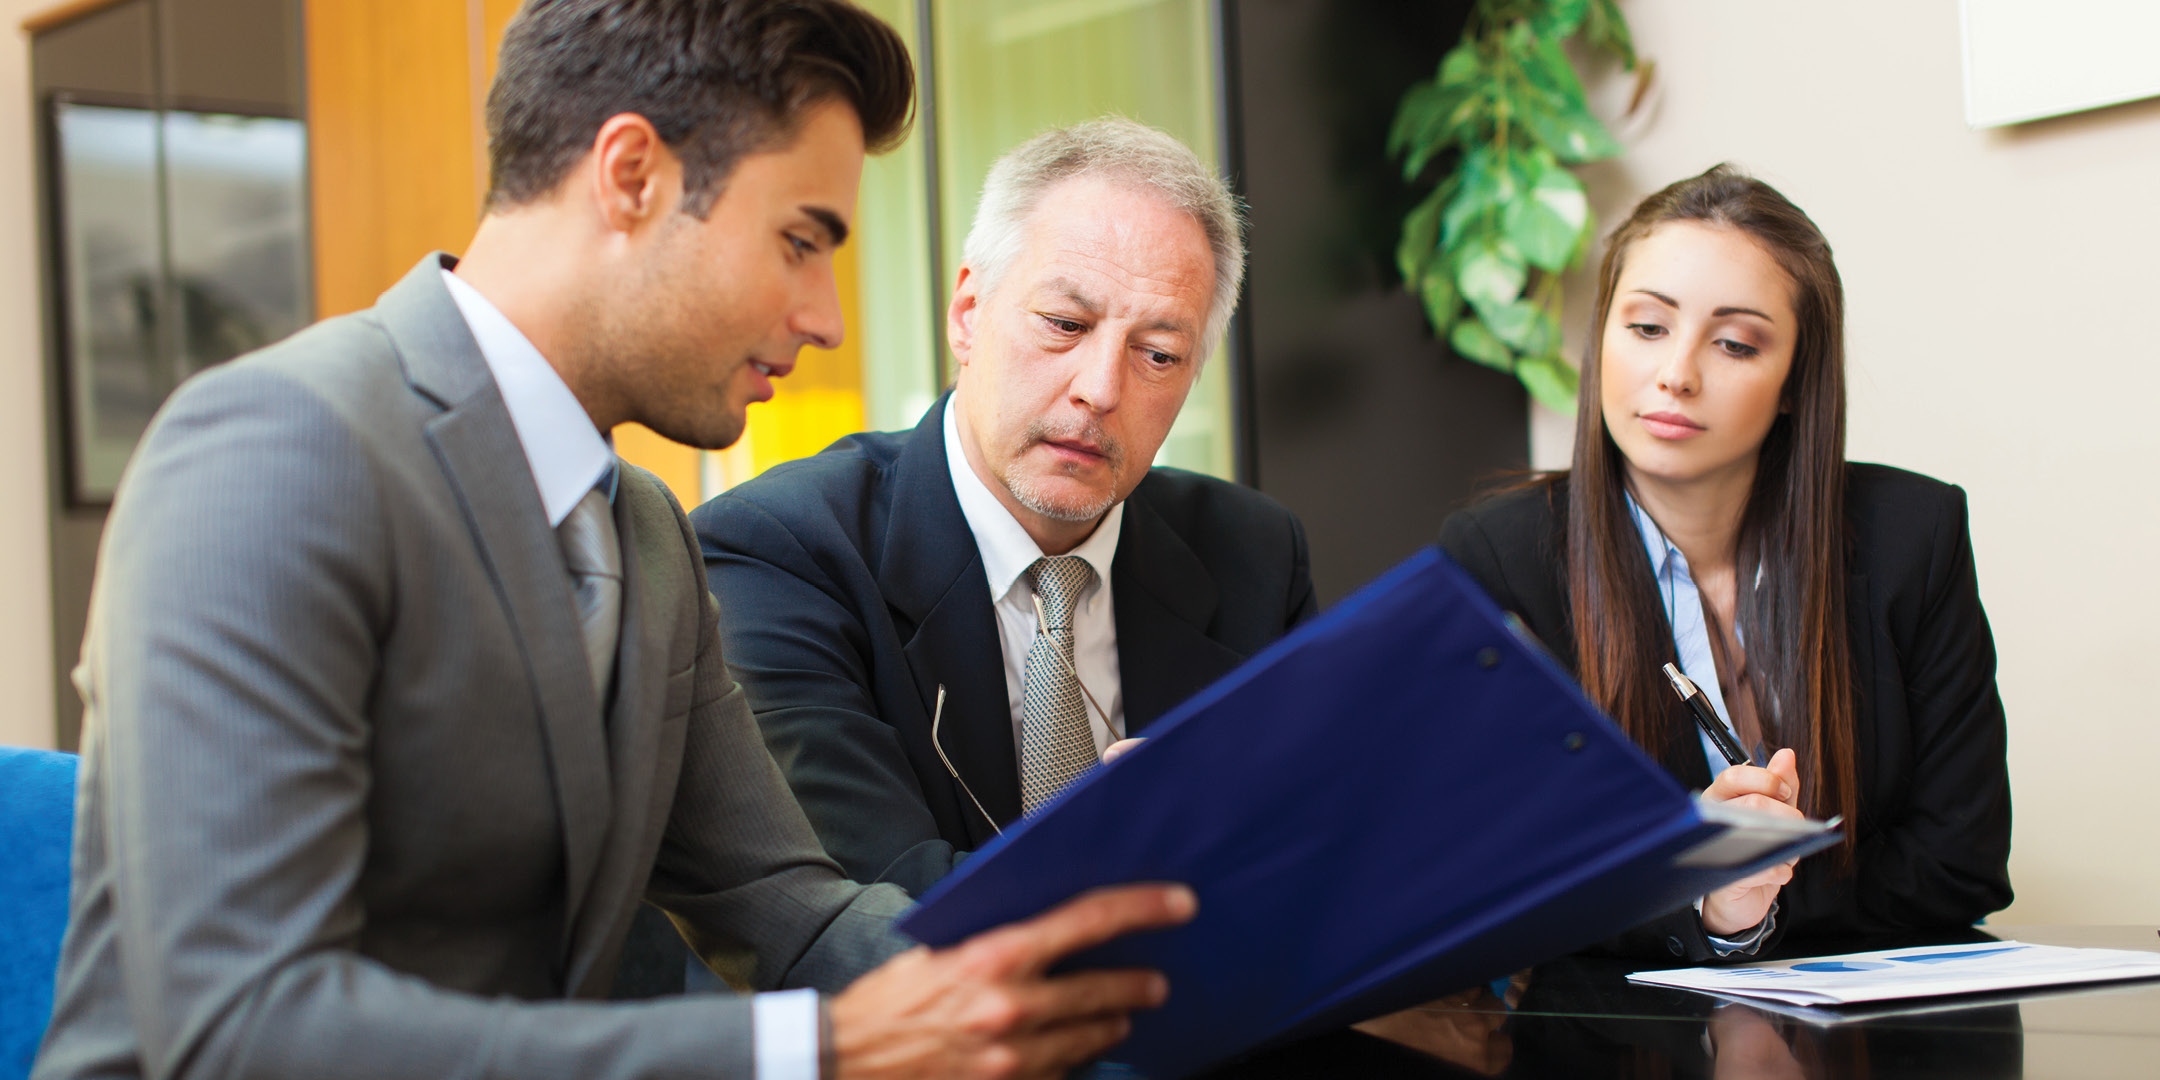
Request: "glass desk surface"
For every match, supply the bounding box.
[1186,926,2160,1079]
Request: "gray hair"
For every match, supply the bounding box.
[959,117,1246,356]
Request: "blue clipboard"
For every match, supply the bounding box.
[899,548,1838,1078]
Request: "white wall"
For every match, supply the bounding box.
[0,7,57,750]
[1534,1,2160,923]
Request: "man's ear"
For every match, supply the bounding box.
[588,113,676,234]
[946,265,982,368]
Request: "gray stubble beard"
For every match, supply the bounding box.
[998,419,1126,523]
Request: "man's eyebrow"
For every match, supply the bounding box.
[1041,278,1103,315]
[803,206,849,247]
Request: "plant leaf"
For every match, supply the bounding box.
[1582,0,1637,68]
[1391,40,1488,163]
[1438,38,1484,89]
[1387,78,1442,160]
[1403,87,1487,178]
[1517,353,1582,412]
[1532,0,1590,39]
[1504,154,1591,271]
[1419,263,1461,339]
[1391,79,1480,178]
[1397,180,1450,285]
[1478,298,1560,356]
[1450,318,1515,373]
[1439,146,1498,249]
[1477,298,1539,350]
[1523,32,1594,103]
[1517,85,1622,163]
[1453,234,1529,313]
[1513,34,1623,163]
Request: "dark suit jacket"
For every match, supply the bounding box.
[690,396,1317,894]
[35,257,909,1080]
[1438,464,2012,958]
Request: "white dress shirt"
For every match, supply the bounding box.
[441,268,819,1079]
[943,395,1128,755]
[440,269,612,525]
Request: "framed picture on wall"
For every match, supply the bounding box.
[45,92,310,506]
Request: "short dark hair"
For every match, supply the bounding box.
[486,0,914,217]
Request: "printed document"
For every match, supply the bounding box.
[1630,940,2160,1006]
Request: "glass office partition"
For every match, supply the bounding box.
[850,0,941,435]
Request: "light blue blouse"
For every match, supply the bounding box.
[1625,493,1762,774]
[1626,493,1777,953]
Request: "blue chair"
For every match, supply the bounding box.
[0,748,77,1080]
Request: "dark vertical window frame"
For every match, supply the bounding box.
[1208,0,1256,487]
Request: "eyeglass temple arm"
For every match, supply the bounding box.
[930,683,1003,837]
[1030,592,1116,736]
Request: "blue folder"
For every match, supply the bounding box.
[898,548,1839,1078]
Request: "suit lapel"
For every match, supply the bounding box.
[1113,486,1243,732]
[881,399,1018,837]
[1845,569,1876,811]
[380,255,613,966]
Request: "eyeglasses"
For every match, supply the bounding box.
[931,593,1121,836]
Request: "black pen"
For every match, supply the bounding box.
[1662,662,1750,767]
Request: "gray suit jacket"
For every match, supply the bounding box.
[34,255,912,1080]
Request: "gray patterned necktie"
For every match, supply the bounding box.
[558,480,622,702]
[1019,555,1098,814]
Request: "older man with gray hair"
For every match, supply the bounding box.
[688,117,1316,895]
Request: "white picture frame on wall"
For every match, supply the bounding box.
[1961,0,2160,127]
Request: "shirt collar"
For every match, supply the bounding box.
[440,268,613,526]
[943,392,1123,601]
[1626,488,1685,582]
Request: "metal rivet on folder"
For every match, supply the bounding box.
[1563,732,1586,752]
[1476,647,1500,670]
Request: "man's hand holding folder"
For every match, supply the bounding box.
[831,884,1196,1079]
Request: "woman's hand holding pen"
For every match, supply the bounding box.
[1698,748,1803,936]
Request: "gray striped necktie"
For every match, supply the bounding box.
[1019,555,1098,814]
[558,481,622,702]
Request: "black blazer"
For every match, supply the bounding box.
[1439,463,2012,955]
[690,397,1318,894]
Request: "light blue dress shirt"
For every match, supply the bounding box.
[1624,492,1758,775]
[1625,492,1776,954]
[440,269,819,1078]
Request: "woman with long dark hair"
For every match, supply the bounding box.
[1440,165,2011,958]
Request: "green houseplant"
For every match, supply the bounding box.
[1389,0,1641,411]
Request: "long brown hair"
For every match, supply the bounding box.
[1566,164,1857,854]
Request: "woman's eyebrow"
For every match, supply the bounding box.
[1628,289,1775,323]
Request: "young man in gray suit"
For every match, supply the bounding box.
[691,120,1316,895]
[34,3,1191,1079]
